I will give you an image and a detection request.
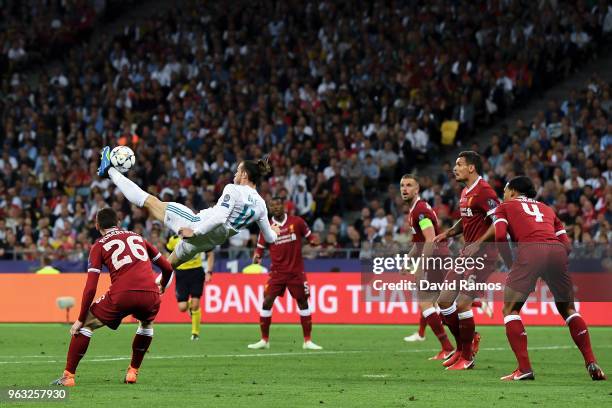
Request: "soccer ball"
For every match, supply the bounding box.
[110,146,136,173]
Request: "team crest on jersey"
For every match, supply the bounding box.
[487,199,498,209]
[418,213,425,220]
[223,194,230,202]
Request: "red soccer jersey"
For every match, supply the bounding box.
[494,197,567,243]
[87,228,161,294]
[408,197,450,255]
[255,214,315,280]
[409,198,442,242]
[459,177,500,244]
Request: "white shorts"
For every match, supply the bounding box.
[164,203,236,264]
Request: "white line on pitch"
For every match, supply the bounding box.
[2,344,611,365]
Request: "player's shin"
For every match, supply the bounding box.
[260,309,272,341]
[65,328,93,374]
[191,308,201,336]
[108,167,149,207]
[423,307,453,352]
[418,313,427,337]
[131,327,153,369]
[504,314,532,372]
[440,303,461,352]
[458,310,475,360]
[566,313,596,366]
[298,307,313,341]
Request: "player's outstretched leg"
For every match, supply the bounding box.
[557,302,606,381]
[404,313,427,342]
[126,323,154,384]
[297,300,322,350]
[248,308,272,349]
[51,312,104,386]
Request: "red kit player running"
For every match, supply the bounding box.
[51,208,174,386]
[435,151,500,370]
[248,196,322,350]
[493,176,606,381]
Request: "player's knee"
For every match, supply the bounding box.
[262,297,275,310]
[138,321,153,332]
[555,302,575,320]
[191,298,200,311]
[502,303,520,317]
[437,300,453,311]
[178,302,188,312]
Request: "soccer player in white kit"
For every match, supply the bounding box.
[97,146,279,267]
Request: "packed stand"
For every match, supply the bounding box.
[0,0,611,262]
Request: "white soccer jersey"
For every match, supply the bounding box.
[215,184,276,242]
[163,183,277,264]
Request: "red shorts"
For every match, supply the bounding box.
[506,245,573,300]
[90,290,161,330]
[265,277,310,301]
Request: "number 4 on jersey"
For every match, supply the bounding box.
[521,203,544,223]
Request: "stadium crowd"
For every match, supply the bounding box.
[0,0,612,261]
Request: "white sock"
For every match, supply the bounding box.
[109,167,149,207]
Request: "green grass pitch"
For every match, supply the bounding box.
[0,324,610,407]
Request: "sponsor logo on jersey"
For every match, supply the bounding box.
[461,207,474,217]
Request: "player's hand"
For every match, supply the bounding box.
[70,320,83,336]
[463,242,480,257]
[158,282,165,295]
[205,272,212,283]
[271,224,281,236]
[433,231,448,243]
[253,254,262,264]
[178,227,194,238]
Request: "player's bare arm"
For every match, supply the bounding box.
[434,219,462,242]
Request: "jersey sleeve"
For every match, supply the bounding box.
[553,215,567,237]
[300,217,317,244]
[144,239,162,262]
[87,242,102,273]
[257,206,278,243]
[492,203,508,227]
[416,207,434,232]
[216,184,236,213]
[479,187,501,218]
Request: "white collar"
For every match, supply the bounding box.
[465,176,482,194]
[409,196,421,213]
[272,214,288,226]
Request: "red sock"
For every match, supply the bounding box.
[504,315,531,372]
[65,328,92,374]
[424,309,453,352]
[300,313,312,342]
[441,305,461,352]
[418,313,427,337]
[458,310,475,360]
[260,310,272,341]
[131,329,153,369]
[567,314,596,365]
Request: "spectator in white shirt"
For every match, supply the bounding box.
[405,120,429,154]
